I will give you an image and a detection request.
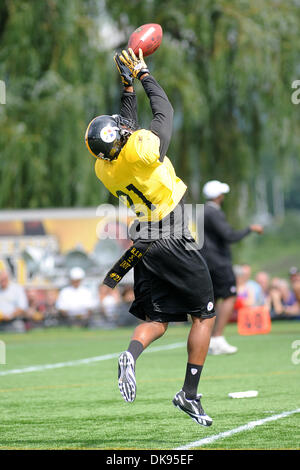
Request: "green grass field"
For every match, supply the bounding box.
[0,321,299,450]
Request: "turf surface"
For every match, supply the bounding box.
[0,321,299,450]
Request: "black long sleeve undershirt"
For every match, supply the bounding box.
[120,75,174,161]
[141,75,174,160]
[207,209,251,243]
[120,90,138,124]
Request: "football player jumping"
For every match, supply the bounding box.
[85,48,216,426]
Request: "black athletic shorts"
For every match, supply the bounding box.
[209,265,237,301]
[129,236,216,323]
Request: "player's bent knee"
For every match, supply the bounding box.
[155,320,168,334]
[144,316,168,332]
[154,320,168,336]
[191,315,215,326]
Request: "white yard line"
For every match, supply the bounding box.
[0,341,185,376]
[174,408,300,450]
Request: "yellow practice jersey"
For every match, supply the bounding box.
[95,129,187,222]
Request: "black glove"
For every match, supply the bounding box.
[119,48,149,80]
[114,53,134,87]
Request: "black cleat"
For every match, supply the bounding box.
[173,390,213,426]
[118,351,136,403]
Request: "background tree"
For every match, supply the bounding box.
[0,0,299,237]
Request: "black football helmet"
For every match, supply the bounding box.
[85,114,138,161]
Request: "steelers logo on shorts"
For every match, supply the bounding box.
[207,301,214,311]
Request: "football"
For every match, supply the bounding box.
[127,23,163,57]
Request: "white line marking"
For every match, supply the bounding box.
[174,408,300,449]
[0,342,185,377]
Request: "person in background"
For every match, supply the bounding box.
[116,284,139,327]
[56,267,96,326]
[255,271,271,305]
[26,288,45,328]
[200,180,264,355]
[98,284,121,325]
[234,265,250,310]
[269,278,299,317]
[289,266,300,284]
[240,264,265,306]
[290,268,300,308]
[235,264,256,307]
[43,289,60,327]
[0,269,28,332]
[289,267,300,306]
[235,265,267,315]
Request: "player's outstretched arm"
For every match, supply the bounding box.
[114,53,135,89]
[114,52,138,125]
[208,211,252,243]
[120,48,173,160]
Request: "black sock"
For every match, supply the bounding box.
[182,363,203,400]
[127,340,144,363]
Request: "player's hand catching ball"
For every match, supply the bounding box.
[120,48,149,80]
[114,53,134,87]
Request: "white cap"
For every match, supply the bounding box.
[69,267,85,280]
[202,180,230,199]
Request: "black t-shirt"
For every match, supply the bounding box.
[200,202,251,269]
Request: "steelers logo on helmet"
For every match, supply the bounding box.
[85,115,126,161]
[100,125,119,144]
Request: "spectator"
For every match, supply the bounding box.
[291,275,300,306]
[43,289,59,327]
[98,284,121,325]
[0,269,28,332]
[269,278,300,317]
[289,267,300,305]
[234,265,250,310]
[289,266,300,284]
[26,288,45,328]
[56,267,96,326]
[116,284,139,327]
[234,265,257,306]
[241,264,265,306]
[121,284,135,304]
[235,264,257,307]
[255,271,271,304]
